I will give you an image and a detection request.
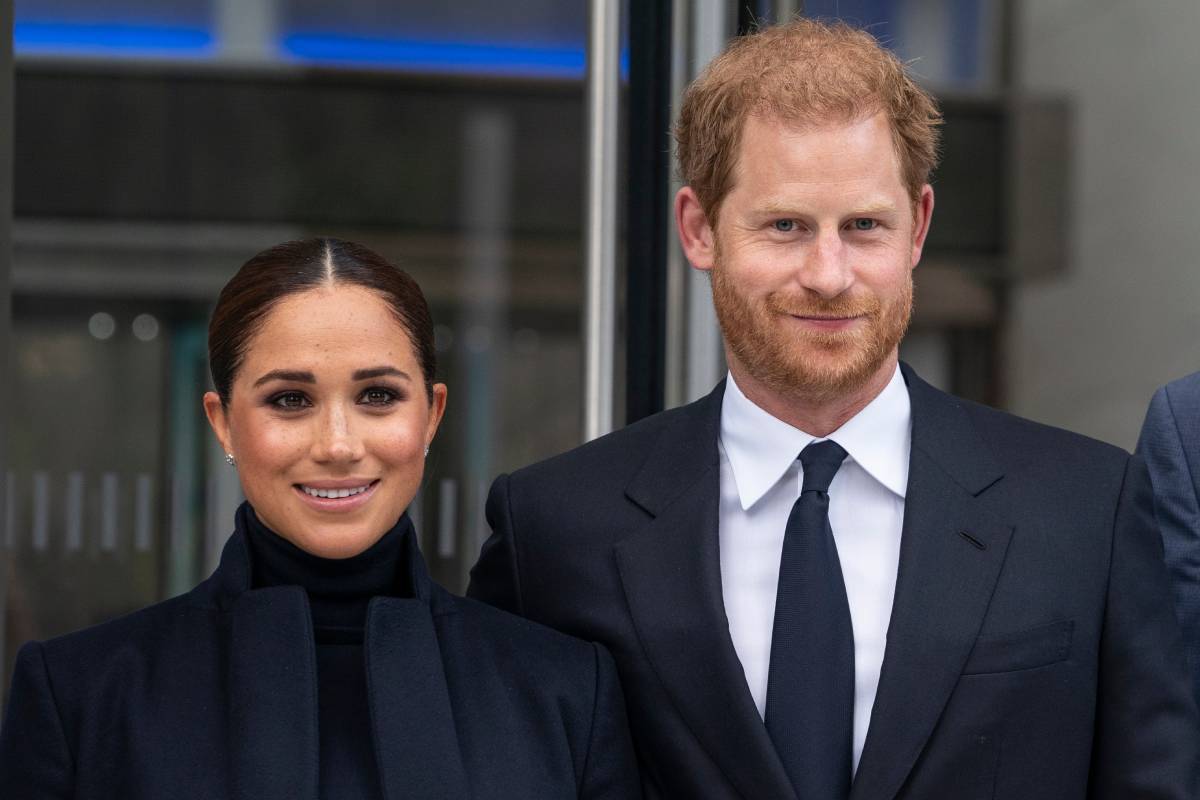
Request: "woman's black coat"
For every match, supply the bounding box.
[0,513,640,799]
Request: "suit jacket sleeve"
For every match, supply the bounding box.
[580,644,642,799]
[467,473,524,615]
[1089,454,1200,799]
[1136,384,1200,703]
[0,642,75,799]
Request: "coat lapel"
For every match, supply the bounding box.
[849,365,1013,800]
[366,597,470,799]
[229,584,320,800]
[218,507,464,800]
[615,383,797,800]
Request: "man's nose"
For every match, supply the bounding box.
[796,229,854,299]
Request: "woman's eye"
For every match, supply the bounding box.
[271,391,310,410]
[360,387,398,406]
[851,218,877,231]
[773,219,797,233]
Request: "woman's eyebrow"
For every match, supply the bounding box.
[253,369,316,387]
[352,366,410,381]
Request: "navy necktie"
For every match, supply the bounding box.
[765,439,854,800]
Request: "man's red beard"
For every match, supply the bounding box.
[710,257,913,404]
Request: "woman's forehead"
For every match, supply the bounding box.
[240,286,417,373]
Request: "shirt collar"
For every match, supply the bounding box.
[719,365,912,510]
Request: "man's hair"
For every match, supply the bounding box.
[675,17,942,224]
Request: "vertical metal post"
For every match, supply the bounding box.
[215,0,280,63]
[682,0,733,404]
[583,0,620,441]
[458,108,512,587]
[662,0,691,411]
[625,0,673,425]
[0,0,13,685]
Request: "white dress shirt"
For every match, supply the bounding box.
[718,365,911,772]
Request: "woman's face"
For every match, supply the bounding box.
[203,284,446,559]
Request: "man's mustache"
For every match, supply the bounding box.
[765,293,881,318]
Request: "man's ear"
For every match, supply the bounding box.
[675,186,717,272]
[910,184,935,268]
[202,391,234,457]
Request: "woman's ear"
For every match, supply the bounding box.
[426,383,448,448]
[202,391,234,457]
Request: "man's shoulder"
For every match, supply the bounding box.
[903,365,1130,477]
[508,394,711,487]
[945,388,1129,470]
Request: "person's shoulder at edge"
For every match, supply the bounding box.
[1153,370,1200,409]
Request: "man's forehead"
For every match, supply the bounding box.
[744,105,885,137]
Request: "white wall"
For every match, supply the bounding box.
[1009,2,1200,450]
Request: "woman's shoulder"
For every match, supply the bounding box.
[18,589,216,695]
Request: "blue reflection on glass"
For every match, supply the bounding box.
[282,33,591,78]
[14,21,215,55]
[13,21,627,80]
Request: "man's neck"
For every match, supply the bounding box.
[728,355,899,438]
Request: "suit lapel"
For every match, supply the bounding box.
[850,365,1013,800]
[616,383,797,800]
[229,585,320,800]
[366,597,470,799]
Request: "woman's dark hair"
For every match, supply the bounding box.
[209,237,436,404]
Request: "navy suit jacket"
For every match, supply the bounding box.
[1138,370,1200,704]
[0,511,641,799]
[469,364,1199,800]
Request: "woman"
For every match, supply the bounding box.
[0,238,640,799]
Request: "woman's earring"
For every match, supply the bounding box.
[225,453,236,467]
[423,446,430,458]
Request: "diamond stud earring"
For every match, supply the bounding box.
[225,453,236,467]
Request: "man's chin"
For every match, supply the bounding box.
[758,345,892,402]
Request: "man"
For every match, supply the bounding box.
[469,18,1198,800]
[1138,371,1200,704]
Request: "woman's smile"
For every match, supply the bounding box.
[294,478,381,512]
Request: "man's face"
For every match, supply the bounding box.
[681,112,933,404]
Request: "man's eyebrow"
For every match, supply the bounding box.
[853,202,901,215]
[753,200,901,216]
[253,369,316,388]
[352,366,410,381]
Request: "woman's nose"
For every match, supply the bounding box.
[311,403,365,463]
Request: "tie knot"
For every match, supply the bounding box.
[799,440,847,493]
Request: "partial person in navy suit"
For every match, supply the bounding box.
[468,18,1199,800]
[1138,370,1200,704]
[0,238,640,799]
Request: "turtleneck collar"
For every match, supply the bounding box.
[243,505,413,640]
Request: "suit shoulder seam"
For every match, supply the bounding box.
[29,640,77,768]
[577,642,603,792]
[500,472,528,616]
[1162,384,1200,507]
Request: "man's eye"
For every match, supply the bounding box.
[851,218,877,231]
[360,387,398,406]
[271,391,310,410]
[773,219,797,232]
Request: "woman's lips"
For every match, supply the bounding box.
[293,479,380,512]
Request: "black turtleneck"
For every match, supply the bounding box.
[247,510,408,800]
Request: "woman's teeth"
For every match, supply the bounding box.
[302,485,370,499]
